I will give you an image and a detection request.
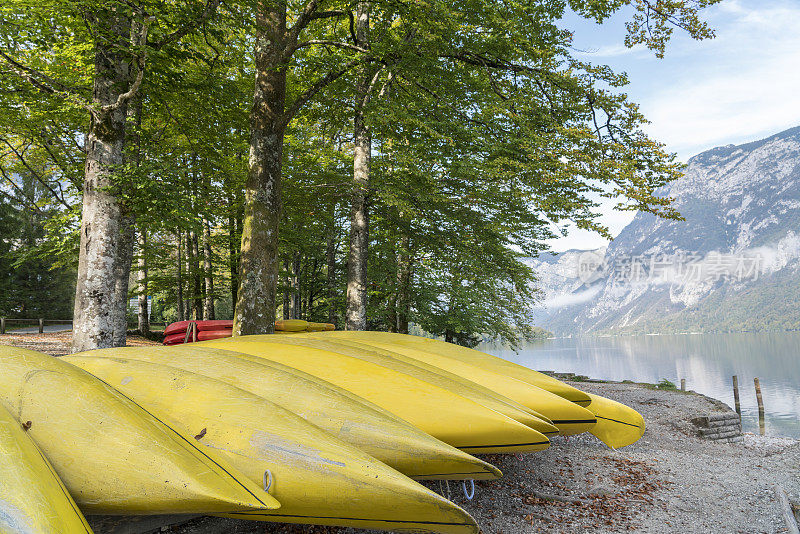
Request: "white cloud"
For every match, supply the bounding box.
[574,43,647,58]
[546,197,636,252]
[552,1,800,252]
[540,285,602,310]
[641,1,800,159]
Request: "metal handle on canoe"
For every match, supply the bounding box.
[263,470,273,492]
[462,479,475,500]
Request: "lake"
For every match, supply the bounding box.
[485,332,800,439]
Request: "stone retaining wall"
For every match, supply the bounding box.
[691,412,743,443]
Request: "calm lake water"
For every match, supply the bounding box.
[485,332,800,439]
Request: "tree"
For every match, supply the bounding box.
[0,0,221,350]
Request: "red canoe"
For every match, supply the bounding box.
[163,329,232,345]
[164,320,233,336]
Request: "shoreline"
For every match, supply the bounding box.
[542,329,800,340]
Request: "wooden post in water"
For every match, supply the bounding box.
[680,378,686,391]
[732,375,741,418]
[38,318,43,334]
[754,377,765,436]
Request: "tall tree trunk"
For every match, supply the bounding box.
[228,208,239,312]
[137,228,149,334]
[445,329,455,344]
[190,230,202,319]
[290,253,301,319]
[308,257,317,319]
[202,215,215,320]
[72,10,133,352]
[345,2,371,331]
[184,230,192,320]
[388,241,398,333]
[326,228,338,324]
[128,60,148,337]
[282,260,290,320]
[396,232,411,334]
[111,215,135,346]
[233,2,287,336]
[176,231,184,321]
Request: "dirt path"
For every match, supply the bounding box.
[0,331,160,355]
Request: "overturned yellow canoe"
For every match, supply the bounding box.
[65,356,479,534]
[584,393,646,448]
[0,404,92,534]
[309,331,591,405]
[81,346,496,480]
[199,338,551,453]
[303,333,596,435]
[214,335,558,438]
[306,332,645,448]
[0,346,277,515]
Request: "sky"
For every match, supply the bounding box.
[546,0,800,252]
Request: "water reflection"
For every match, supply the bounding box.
[485,332,800,438]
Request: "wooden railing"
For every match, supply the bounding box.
[0,319,166,334]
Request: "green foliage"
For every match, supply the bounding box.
[0,175,75,318]
[656,378,677,390]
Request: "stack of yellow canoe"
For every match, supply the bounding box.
[275,319,335,332]
[0,328,644,534]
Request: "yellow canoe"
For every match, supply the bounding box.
[290,337,557,426]
[64,356,478,534]
[80,346,497,480]
[0,346,277,515]
[584,393,646,449]
[215,335,558,438]
[309,331,592,405]
[0,404,92,534]
[308,332,646,448]
[199,339,551,453]
[274,319,310,332]
[302,333,596,435]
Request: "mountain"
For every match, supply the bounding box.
[530,126,800,335]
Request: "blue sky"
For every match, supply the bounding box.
[547,0,800,252]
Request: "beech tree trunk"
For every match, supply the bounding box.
[71,11,133,352]
[111,216,134,346]
[326,228,338,324]
[290,253,301,319]
[202,215,215,320]
[445,329,455,344]
[228,207,240,310]
[345,2,371,331]
[128,61,148,337]
[176,232,184,321]
[184,230,192,319]
[282,260,290,320]
[233,3,287,336]
[190,230,202,319]
[137,228,149,334]
[396,233,411,334]
[308,257,317,318]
